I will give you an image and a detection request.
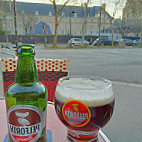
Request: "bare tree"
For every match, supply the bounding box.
[115,19,134,37]
[0,18,4,35]
[98,4,102,46]
[81,0,91,46]
[109,0,124,45]
[0,0,12,46]
[0,0,5,35]
[19,10,37,35]
[49,0,71,48]
[130,22,142,37]
[13,0,18,47]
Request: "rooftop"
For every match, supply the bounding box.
[6,1,104,18]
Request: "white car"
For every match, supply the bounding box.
[67,38,89,46]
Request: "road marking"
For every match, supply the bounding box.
[112,81,142,87]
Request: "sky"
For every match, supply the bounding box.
[16,0,126,18]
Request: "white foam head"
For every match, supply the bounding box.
[55,76,114,107]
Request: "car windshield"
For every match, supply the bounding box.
[73,38,81,41]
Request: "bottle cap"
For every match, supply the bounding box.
[18,44,35,55]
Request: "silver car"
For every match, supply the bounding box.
[67,38,89,46]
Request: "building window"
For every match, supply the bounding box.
[35,11,39,15]
[62,30,64,34]
[49,11,52,16]
[74,13,77,17]
[139,12,142,17]
[102,26,105,33]
[132,12,135,18]
[127,13,129,19]
[62,12,65,17]
[21,10,25,14]
[95,12,100,18]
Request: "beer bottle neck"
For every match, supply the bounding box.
[15,55,38,85]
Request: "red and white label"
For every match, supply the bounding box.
[8,105,46,142]
[62,100,91,127]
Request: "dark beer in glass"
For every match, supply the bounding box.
[54,76,115,142]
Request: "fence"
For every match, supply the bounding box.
[0,35,71,44]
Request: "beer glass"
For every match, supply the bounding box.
[54,76,115,142]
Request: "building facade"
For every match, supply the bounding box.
[122,0,142,37]
[123,0,142,21]
[1,2,113,36]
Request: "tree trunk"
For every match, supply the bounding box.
[98,7,102,46]
[13,0,18,47]
[82,24,85,46]
[25,28,28,35]
[4,17,9,47]
[82,3,87,47]
[140,29,142,47]
[53,16,58,48]
[111,20,114,46]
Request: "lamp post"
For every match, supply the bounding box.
[43,23,47,47]
[70,9,75,37]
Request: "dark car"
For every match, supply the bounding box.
[92,37,118,46]
[117,38,135,46]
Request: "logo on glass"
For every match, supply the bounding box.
[62,100,91,127]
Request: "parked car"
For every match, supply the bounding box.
[92,37,118,46]
[133,39,142,46]
[117,38,135,46]
[67,38,90,46]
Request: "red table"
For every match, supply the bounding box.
[0,99,110,142]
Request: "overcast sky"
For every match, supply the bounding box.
[16,0,126,18]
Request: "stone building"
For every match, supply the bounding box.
[122,0,142,37]
[123,0,142,21]
[1,2,113,36]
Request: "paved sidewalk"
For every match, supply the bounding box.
[0,75,142,142]
[103,81,142,142]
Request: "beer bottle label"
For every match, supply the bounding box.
[62,100,91,127]
[7,105,46,142]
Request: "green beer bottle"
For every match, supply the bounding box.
[5,45,47,142]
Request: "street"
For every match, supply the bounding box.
[1,45,142,85]
[34,47,142,84]
[0,47,142,142]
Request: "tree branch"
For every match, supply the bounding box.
[57,0,70,15]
